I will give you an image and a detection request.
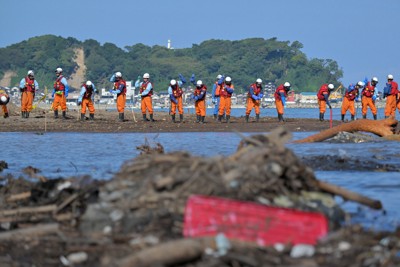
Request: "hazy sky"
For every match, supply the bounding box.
[1,0,399,87]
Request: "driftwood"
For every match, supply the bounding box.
[293,117,398,143]
[0,223,59,240]
[6,191,31,202]
[317,180,382,210]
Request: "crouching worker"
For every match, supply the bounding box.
[0,89,10,118]
[78,81,98,121]
[190,74,207,123]
[341,84,357,122]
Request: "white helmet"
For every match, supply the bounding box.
[0,96,7,102]
[196,80,203,86]
[86,81,93,87]
[387,74,394,80]
[256,78,262,84]
[216,74,222,79]
[27,70,34,76]
[143,73,150,79]
[284,82,291,87]
[372,77,378,83]
[225,76,232,82]
[357,81,365,87]
[170,79,177,86]
[328,84,334,90]
[115,72,122,78]
[55,67,63,73]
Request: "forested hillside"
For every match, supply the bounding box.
[0,35,343,93]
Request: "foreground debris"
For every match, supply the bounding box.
[0,129,398,267]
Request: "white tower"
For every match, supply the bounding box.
[167,39,171,49]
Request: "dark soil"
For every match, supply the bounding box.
[0,107,340,133]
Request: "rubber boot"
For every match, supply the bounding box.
[81,113,85,121]
[3,113,8,118]
[142,114,149,121]
[54,110,59,119]
[26,112,29,118]
[201,116,205,123]
[218,115,222,123]
[119,113,124,122]
[62,111,67,120]
[213,114,217,120]
[179,114,183,123]
[351,115,355,121]
[89,114,94,120]
[373,114,377,120]
[256,114,260,122]
[341,114,345,122]
[196,115,200,123]
[149,114,154,122]
[363,114,367,119]
[226,115,230,123]
[171,114,176,123]
[21,111,25,118]
[278,114,284,122]
[245,115,249,123]
[319,113,324,121]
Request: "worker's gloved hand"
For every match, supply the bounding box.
[77,101,81,105]
[51,92,55,98]
[212,98,216,104]
[109,90,115,94]
[252,95,258,100]
[355,97,360,102]
[372,95,377,101]
[137,75,141,81]
[190,74,195,84]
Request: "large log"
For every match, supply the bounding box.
[293,117,398,143]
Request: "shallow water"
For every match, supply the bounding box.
[1,131,399,231]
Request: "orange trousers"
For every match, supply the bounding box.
[81,98,95,114]
[341,97,355,116]
[318,99,327,113]
[170,97,183,115]
[384,95,397,117]
[52,93,67,111]
[361,97,377,116]
[21,91,34,112]
[245,98,260,115]
[117,94,126,113]
[195,99,206,116]
[141,96,153,115]
[1,105,7,115]
[275,99,284,115]
[219,96,232,116]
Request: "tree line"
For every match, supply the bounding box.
[0,35,343,93]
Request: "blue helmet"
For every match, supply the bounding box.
[348,84,355,91]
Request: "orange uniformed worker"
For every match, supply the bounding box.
[0,89,10,118]
[109,72,127,121]
[217,76,234,123]
[168,74,186,123]
[383,74,399,118]
[190,74,207,123]
[52,67,69,119]
[245,78,263,122]
[361,77,378,120]
[274,82,291,122]
[19,70,39,119]
[341,84,357,122]
[78,81,98,121]
[317,83,334,121]
[135,73,154,122]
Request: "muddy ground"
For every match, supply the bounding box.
[0,104,342,133]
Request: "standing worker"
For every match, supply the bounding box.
[317,83,334,121]
[135,73,154,122]
[361,77,378,120]
[0,89,10,118]
[274,82,291,122]
[217,76,234,123]
[19,70,39,118]
[245,78,263,122]
[211,74,222,120]
[168,74,186,123]
[190,74,207,123]
[52,67,69,119]
[109,72,127,122]
[340,84,357,121]
[383,74,399,118]
[77,81,98,121]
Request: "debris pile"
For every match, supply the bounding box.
[0,129,398,267]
